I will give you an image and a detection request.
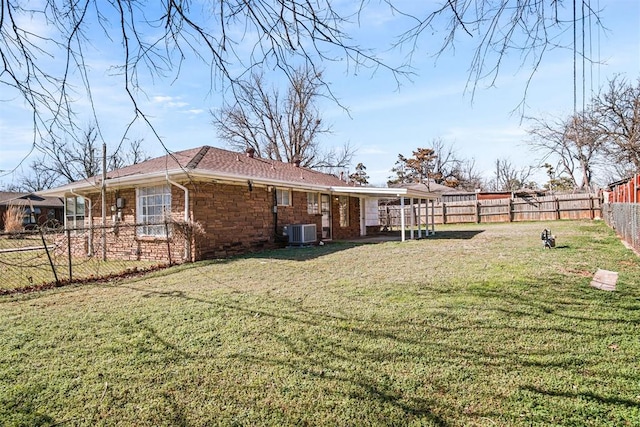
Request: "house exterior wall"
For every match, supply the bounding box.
[190,181,276,258]
[77,187,189,263]
[69,181,362,262]
[330,195,361,240]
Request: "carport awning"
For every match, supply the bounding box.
[332,184,443,243]
[330,185,441,200]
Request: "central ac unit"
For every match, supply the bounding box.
[287,223,317,245]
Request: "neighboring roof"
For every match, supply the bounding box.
[37,146,442,200]
[0,192,63,208]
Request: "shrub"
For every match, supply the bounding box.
[3,205,25,232]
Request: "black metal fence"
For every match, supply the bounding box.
[602,203,640,253]
[0,222,188,294]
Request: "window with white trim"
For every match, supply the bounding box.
[65,196,85,229]
[137,184,172,237]
[307,192,319,214]
[276,188,291,206]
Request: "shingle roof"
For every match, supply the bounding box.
[0,192,63,207]
[105,145,351,187]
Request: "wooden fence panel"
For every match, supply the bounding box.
[441,201,477,224]
[479,199,510,223]
[378,193,601,229]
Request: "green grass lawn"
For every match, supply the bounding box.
[1,220,639,426]
[0,234,162,292]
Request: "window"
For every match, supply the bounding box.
[65,197,85,229]
[307,192,319,214]
[137,184,172,237]
[276,188,291,206]
[23,207,41,226]
[338,196,349,227]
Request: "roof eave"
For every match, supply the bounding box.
[36,168,342,196]
[330,186,440,199]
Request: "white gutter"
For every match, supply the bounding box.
[166,176,190,222]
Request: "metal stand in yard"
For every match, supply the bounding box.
[541,229,556,249]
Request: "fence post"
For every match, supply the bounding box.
[555,197,561,220]
[475,201,480,223]
[66,228,72,282]
[508,198,513,222]
[441,202,447,224]
[39,226,60,286]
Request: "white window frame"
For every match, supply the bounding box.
[276,188,291,206]
[136,184,172,237]
[65,196,85,230]
[307,192,319,214]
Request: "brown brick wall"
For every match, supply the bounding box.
[71,181,362,261]
[331,195,361,240]
[189,181,275,258]
[78,186,189,263]
[275,190,323,241]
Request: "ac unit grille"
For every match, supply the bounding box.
[288,224,317,245]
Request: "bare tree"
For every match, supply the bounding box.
[490,158,536,192]
[591,76,640,170]
[108,139,150,171]
[1,0,601,169]
[527,112,603,190]
[15,162,60,192]
[427,138,463,187]
[36,125,102,185]
[212,67,352,168]
[13,125,149,191]
[456,158,486,191]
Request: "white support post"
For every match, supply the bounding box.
[430,199,435,235]
[410,198,415,240]
[400,197,406,242]
[417,199,422,238]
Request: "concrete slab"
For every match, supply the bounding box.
[590,269,618,291]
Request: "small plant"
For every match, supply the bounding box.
[3,205,25,232]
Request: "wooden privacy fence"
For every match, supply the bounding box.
[379,193,602,228]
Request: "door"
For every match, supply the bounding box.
[321,194,331,239]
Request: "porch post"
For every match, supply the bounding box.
[417,199,422,238]
[360,197,366,237]
[430,199,435,235]
[410,198,415,240]
[400,197,406,242]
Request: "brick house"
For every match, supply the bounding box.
[38,146,439,262]
[0,192,64,230]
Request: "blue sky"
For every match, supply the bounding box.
[1,0,639,188]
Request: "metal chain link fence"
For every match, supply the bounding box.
[602,203,640,253]
[0,222,192,295]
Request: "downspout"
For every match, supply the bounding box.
[166,176,191,261]
[70,189,93,257]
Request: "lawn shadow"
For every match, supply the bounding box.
[240,241,362,261]
[424,229,485,240]
[521,385,640,409]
